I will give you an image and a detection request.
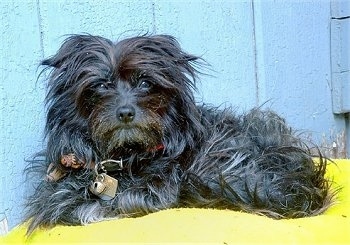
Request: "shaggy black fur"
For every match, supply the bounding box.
[25,34,332,235]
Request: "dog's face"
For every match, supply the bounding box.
[43,35,203,159]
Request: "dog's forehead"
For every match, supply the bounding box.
[112,38,171,81]
[62,35,195,89]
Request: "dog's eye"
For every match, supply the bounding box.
[99,81,114,90]
[138,79,153,91]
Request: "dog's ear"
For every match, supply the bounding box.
[150,35,201,80]
[41,34,115,106]
[41,34,112,68]
[145,34,201,74]
[145,35,197,61]
[42,35,85,68]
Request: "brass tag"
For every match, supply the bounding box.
[89,173,118,201]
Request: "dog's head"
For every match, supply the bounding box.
[42,34,205,160]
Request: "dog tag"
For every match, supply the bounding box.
[89,173,118,201]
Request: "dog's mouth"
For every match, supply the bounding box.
[89,104,165,158]
[92,122,163,157]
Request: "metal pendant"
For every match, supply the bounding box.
[89,173,118,201]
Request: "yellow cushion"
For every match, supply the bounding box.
[1,159,349,244]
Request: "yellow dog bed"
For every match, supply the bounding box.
[2,159,349,244]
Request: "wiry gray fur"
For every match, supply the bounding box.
[24,34,333,236]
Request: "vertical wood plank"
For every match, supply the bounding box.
[37,0,155,57]
[152,0,257,110]
[252,1,346,149]
[331,6,350,114]
[0,0,43,229]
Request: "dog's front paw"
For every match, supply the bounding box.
[45,163,67,182]
[46,153,91,182]
[60,153,85,169]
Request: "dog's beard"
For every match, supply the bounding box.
[90,108,163,157]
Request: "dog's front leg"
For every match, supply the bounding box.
[46,129,98,166]
[25,174,110,235]
[115,173,180,216]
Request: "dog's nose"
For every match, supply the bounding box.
[117,105,136,123]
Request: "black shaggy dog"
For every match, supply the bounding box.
[25,34,332,235]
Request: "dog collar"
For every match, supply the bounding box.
[45,144,165,182]
[150,144,165,152]
[45,155,123,182]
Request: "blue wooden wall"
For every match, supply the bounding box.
[0,0,349,231]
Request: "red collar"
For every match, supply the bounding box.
[150,144,165,152]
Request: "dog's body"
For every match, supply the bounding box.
[25,34,331,234]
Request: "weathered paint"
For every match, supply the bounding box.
[331,0,350,114]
